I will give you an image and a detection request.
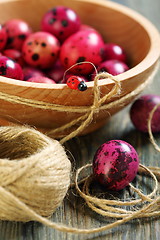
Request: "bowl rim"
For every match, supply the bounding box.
[0,0,160,89]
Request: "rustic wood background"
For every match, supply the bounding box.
[0,0,160,239]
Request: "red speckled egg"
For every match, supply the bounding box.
[3,19,32,50]
[93,140,139,191]
[60,30,104,74]
[22,31,60,69]
[0,56,24,80]
[130,94,160,133]
[41,6,81,43]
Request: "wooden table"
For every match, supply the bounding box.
[0,0,160,239]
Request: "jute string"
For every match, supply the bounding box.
[0,126,71,222]
[0,125,159,234]
[0,63,159,234]
[0,61,158,144]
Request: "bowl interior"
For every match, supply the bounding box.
[0,0,151,68]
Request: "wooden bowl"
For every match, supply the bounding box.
[0,0,160,138]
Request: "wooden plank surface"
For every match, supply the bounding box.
[0,0,160,239]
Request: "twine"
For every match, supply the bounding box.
[0,61,158,144]
[0,63,159,234]
[0,126,71,222]
[0,124,159,234]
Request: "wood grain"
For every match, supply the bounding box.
[0,0,160,239]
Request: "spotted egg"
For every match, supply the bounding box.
[22,31,60,69]
[41,6,81,43]
[60,29,104,74]
[3,19,32,50]
[0,56,24,80]
[130,94,160,133]
[93,140,139,191]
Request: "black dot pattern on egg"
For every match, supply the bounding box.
[41,42,46,47]
[52,8,57,15]
[49,18,56,25]
[18,34,26,40]
[64,57,68,65]
[99,67,108,72]
[28,42,32,46]
[7,37,14,45]
[32,53,39,61]
[61,20,68,27]
[0,64,7,75]
[76,56,86,63]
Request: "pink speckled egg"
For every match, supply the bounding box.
[93,140,139,191]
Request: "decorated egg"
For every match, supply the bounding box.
[130,94,160,133]
[93,140,139,191]
[97,59,129,76]
[41,6,81,43]
[0,56,24,80]
[102,43,127,63]
[3,19,32,50]
[60,29,104,75]
[22,31,60,69]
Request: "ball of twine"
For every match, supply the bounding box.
[0,126,71,222]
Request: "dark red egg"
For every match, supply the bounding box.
[102,43,127,63]
[130,94,160,133]
[97,59,129,76]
